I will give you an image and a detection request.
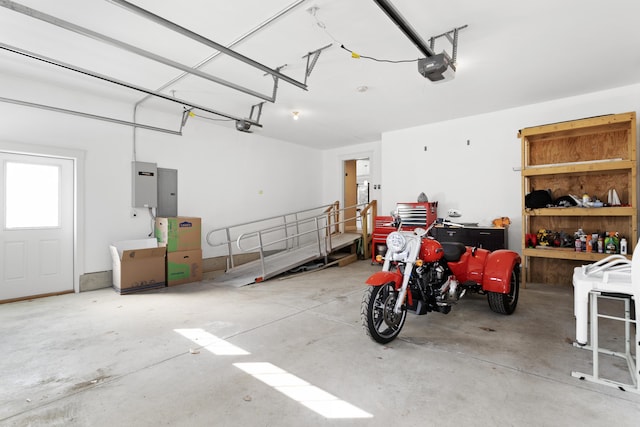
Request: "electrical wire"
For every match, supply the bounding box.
[340,44,419,63]
[182,107,234,122]
[309,8,419,64]
[191,112,235,122]
[309,8,341,44]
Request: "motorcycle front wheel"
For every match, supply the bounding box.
[361,283,407,344]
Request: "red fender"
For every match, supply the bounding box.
[365,270,412,305]
[447,247,490,283]
[482,250,521,293]
[365,271,403,289]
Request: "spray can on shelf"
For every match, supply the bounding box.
[605,232,619,254]
[620,238,628,255]
[574,229,584,252]
[597,235,604,253]
[605,236,614,254]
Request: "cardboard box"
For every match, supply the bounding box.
[167,249,203,286]
[155,217,201,252]
[109,239,166,294]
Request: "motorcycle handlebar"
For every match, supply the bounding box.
[387,217,466,233]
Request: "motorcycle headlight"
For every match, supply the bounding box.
[386,232,406,253]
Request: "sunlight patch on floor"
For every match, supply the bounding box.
[174,329,372,419]
[234,362,373,419]
[174,328,250,355]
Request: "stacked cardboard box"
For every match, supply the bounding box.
[155,216,203,286]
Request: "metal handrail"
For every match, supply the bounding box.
[205,201,338,269]
[206,201,337,245]
[206,202,339,268]
[248,217,328,281]
[236,209,335,280]
[236,216,326,252]
[206,200,378,277]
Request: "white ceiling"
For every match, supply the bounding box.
[2,0,640,149]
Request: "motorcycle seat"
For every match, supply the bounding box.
[441,242,466,262]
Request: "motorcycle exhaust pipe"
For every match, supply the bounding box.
[439,276,460,301]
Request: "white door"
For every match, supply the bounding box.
[0,152,74,301]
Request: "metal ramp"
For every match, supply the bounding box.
[212,233,361,287]
[206,202,376,287]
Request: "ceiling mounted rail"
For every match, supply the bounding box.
[302,43,332,85]
[429,25,468,65]
[0,0,277,103]
[0,43,262,127]
[373,0,435,58]
[106,0,308,91]
[0,96,184,135]
[135,0,309,107]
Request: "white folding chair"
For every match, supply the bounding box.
[571,242,640,393]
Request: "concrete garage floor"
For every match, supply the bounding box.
[1,260,639,426]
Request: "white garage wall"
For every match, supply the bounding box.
[0,76,324,274]
[4,73,640,278]
[379,83,640,253]
[134,107,325,258]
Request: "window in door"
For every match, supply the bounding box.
[5,161,60,229]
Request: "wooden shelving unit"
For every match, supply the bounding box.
[519,112,637,285]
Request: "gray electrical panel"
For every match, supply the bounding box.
[157,167,178,217]
[132,161,157,208]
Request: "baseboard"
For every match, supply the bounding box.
[79,270,112,291]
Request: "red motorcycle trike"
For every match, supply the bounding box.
[362,218,521,343]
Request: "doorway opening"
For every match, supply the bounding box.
[343,158,370,232]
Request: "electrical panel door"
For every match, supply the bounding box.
[132,161,157,208]
[157,167,178,217]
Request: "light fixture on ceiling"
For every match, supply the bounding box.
[292,111,300,120]
[356,86,368,93]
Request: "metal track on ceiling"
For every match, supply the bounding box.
[107,0,308,91]
[133,0,309,107]
[0,42,264,127]
[0,0,312,130]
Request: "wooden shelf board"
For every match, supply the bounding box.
[518,112,636,137]
[524,206,635,217]
[522,160,634,176]
[522,247,631,261]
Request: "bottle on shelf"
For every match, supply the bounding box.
[574,228,586,252]
[605,232,619,254]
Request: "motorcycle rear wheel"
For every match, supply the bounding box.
[487,265,520,315]
[361,283,407,344]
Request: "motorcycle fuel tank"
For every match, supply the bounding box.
[420,238,444,262]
